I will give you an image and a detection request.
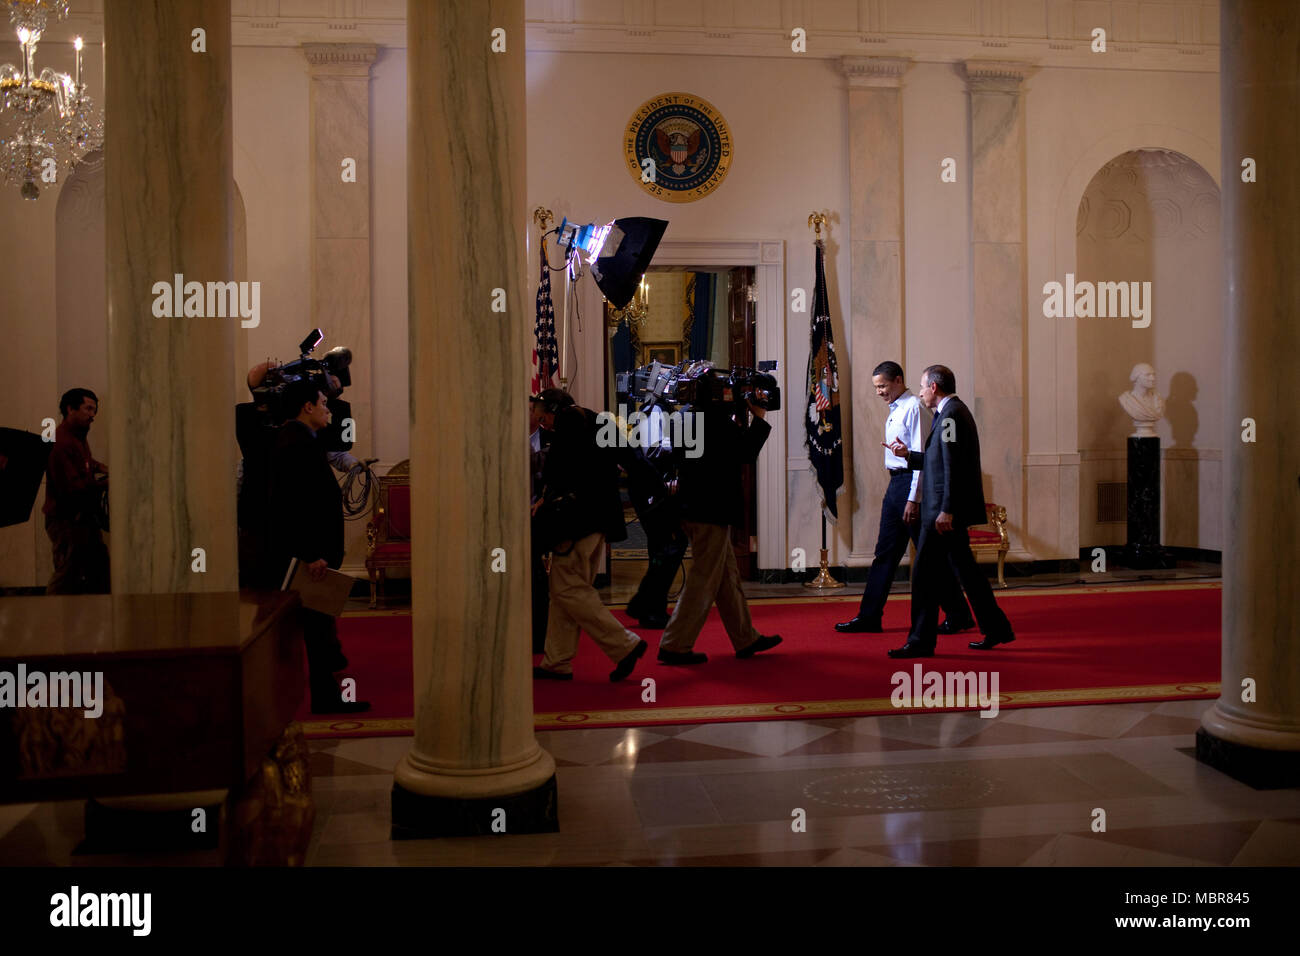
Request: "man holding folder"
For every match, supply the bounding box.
[272,378,370,713]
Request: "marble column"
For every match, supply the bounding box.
[105,0,238,594]
[302,44,377,460]
[840,56,910,564]
[964,61,1031,549]
[1197,0,1300,787]
[394,0,557,836]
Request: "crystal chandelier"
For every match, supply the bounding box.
[0,0,103,199]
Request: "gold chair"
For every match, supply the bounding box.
[969,503,1011,588]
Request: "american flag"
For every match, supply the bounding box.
[532,239,558,393]
[805,238,843,520]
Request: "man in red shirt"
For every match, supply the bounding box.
[44,388,110,594]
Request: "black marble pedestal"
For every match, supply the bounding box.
[1122,436,1173,569]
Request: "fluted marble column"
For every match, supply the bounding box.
[840,56,910,564]
[394,0,557,836]
[964,61,1031,549]
[1197,0,1300,787]
[303,43,376,460]
[105,0,237,594]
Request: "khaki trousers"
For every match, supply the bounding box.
[659,521,759,654]
[540,532,641,674]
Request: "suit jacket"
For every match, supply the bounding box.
[270,419,346,570]
[904,395,987,530]
[541,405,627,544]
[676,407,771,527]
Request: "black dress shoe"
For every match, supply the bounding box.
[937,617,976,635]
[737,634,782,658]
[969,632,1015,650]
[657,648,708,665]
[533,666,574,680]
[835,617,882,634]
[635,613,670,629]
[610,639,648,682]
[887,642,934,659]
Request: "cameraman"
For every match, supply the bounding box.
[532,392,648,682]
[657,394,782,665]
[621,403,687,629]
[270,378,369,714]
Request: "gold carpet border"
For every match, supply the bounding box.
[339,580,1221,618]
[741,580,1220,607]
[300,681,1219,736]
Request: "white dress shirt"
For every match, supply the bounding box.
[884,390,923,503]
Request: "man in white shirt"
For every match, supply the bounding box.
[836,361,973,634]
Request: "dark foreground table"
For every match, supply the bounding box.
[0,591,311,864]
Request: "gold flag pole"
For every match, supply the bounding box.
[804,210,844,589]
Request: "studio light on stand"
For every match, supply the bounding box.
[550,216,668,386]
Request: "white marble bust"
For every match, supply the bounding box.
[1118,363,1166,437]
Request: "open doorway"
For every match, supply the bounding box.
[604,265,760,580]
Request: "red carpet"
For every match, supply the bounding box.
[299,583,1220,737]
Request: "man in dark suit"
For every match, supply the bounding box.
[836,361,973,635]
[271,378,370,712]
[885,365,1015,658]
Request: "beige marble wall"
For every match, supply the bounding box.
[841,57,909,563]
[104,0,238,594]
[304,44,376,461]
[397,0,555,804]
[965,62,1031,551]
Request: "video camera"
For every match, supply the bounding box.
[618,359,781,413]
[250,328,353,425]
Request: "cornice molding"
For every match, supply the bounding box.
[839,55,912,89]
[962,59,1037,93]
[302,42,378,77]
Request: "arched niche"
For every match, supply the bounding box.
[1073,148,1221,551]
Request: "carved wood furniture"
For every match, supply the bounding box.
[365,459,411,608]
[0,591,313,864]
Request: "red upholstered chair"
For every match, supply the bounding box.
[968,503,1010,588]
[365,460,411,608]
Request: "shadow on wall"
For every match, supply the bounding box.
[1165,370,1199,448]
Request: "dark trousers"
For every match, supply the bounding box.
[856,471,971,625]
[45,516,110,594]
[908,522,1011,649]
[259,554,347,705]
[627,508,688,618]
[303,608,346,695]
[531,546,550,653]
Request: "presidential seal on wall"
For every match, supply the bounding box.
[624,93,732,203]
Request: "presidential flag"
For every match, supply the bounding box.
[532,238,558,393]
[805,239,843,520]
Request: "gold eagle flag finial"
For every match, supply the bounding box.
[808,211,827,238]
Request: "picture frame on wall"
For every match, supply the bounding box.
[642,342,681,367]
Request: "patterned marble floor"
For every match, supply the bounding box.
[1,698,1297,866]
[297,698,1299,866]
